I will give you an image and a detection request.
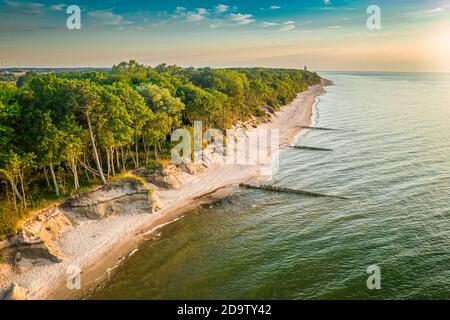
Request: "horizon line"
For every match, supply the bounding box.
[1,66,449,75]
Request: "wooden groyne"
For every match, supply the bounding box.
[290,145,333,152]
[239,183,348,200]
[298,126,338,131]
[280,144,333,151]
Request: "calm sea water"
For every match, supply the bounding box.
[92,72,450,299]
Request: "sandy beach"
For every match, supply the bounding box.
[0,82,328,300]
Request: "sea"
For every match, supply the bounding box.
[91,72,450,299]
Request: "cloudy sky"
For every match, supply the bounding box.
[0,0,449,71]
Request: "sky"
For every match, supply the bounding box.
[0,0,449,71]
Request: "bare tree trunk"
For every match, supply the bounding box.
[74,164,79,190]
[144,145,149,165]
[115,148,120,172]
[135,141,139,168]
[83,152,90,180]
[10,179,23,203]
[78,160,101,177]
[86,113,107,184]
[106,148,111,178]
[44,168,50,188]
[49,163,59,197]
[19,170,26,208]
[111,148,116,176]
[121,147,126,172]
[70,158,79,190]
[98,149,103,168]
[61,174,66,192]
[128,145,137,168]
[8,181,18,212]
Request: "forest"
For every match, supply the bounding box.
[0,60,321,237]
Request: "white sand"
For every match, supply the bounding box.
[1,83,327,300]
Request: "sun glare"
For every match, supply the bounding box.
[426,29,450,72]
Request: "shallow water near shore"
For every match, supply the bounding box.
[91,72,450,299]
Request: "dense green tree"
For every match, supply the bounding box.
[74,81,108,184]
[100,82,150,169]
[0,152,35,209]
[138,84,184,130]
[60,115,84,190]
[0,83,20,165]
[142,112,172,160]
[176,83,218,126]
[39,113,65,196]
[111,60,150,85]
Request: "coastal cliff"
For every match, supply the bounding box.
[0,178,160,299]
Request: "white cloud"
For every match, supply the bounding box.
[185,8,208,22]
[186,13,205,22]
[227,13,255,25]
[173,7,209,22]
[261,21,278,27]
[261,20,296,30]
[425,5,450,14]
[428,7,445,13]
[170,5,256,26]
[270,5,281,10]
[328,25,341,28]
[323,0,331,5]
[215,4,229,14]
[280,24,295,31]
[49,3,65,11]
[88,10,128,26]
[175,6,186,14]
[280,20,295,31]
[4,0,44,14]
[152,22,165,27]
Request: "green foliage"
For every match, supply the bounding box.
[0,201,22,238]
[110,173,147,186]
[145,159,162,171]
[111,60,150,85]
[177,83,218,126]
[0,83,21,165]
[138,83,184,130]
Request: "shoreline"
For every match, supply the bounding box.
[1,81,329,300]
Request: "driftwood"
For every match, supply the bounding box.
[239,183,348,200]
